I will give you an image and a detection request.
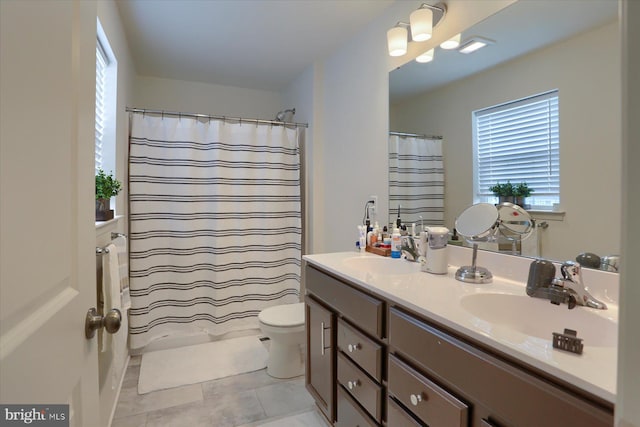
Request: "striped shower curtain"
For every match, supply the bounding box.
[388,134,444,228]
[128,113,301,350]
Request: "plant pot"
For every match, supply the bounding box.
[498,196,515,204]
[96,198,114,221]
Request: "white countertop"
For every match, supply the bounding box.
[303,247,618,404]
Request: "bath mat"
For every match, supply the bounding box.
[138,335,268,394]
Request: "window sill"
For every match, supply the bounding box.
[96,215,124,236]
[529,210,565,221]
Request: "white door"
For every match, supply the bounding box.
[0,1,100,426]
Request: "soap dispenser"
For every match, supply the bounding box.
[425,227,449,274]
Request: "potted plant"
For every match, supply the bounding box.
[489,181,515,204]
[95,169,122,221]
[490,181,534,207]
[513,182,534,207]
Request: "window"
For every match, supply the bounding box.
[95,40,108,175]
[474,90,559,209]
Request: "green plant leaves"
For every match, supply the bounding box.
[95,168,122,200]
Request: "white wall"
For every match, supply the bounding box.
[133,75,283,119]
[282,66,316,254]
[390,21,621,261]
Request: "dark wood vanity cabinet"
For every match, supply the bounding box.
[387,307,613,427]
[306,265,385,426]
[306,295,335,422]
[304,263,614,427]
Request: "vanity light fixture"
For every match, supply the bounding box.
[387,23,410,57]
[388,3,447,57]
[458,36,495,54]
[410,7,433,41]
[440,33,461,49]
[415,48,435,63]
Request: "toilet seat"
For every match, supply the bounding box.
[258,302,305,328]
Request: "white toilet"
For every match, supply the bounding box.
[258,302,305,378]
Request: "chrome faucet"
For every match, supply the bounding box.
[526,259,607,310]
[401,236,419,262]
[552,261,607,309]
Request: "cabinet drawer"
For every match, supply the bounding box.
[387,397,422,427]
[337,319,382,382]
[388,354,468,427]
[337,352,382,423]
[306,265,384,338]
[388,307,613,427]
[336,386,377,427]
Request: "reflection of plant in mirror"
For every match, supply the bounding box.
[489,181,514,197]
[489,181,534,197]
[514,182,534,197]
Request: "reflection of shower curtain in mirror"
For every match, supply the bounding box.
[388,135,444,228]
[128,113,301,350]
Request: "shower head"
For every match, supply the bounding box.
[275,108,296,122]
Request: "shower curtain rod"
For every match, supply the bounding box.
[390,131,443,140]
[126,107,309,128]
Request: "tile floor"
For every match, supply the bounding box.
[112,354,330,427]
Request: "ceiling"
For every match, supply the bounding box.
[390,0,618,102]
[116,0,395,92]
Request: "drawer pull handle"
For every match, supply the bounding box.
[347,380,360,390]
[347,343,361,353]
[410,393,423,406]
[320,321,330,356]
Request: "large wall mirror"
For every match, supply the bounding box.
[389,0,620,265]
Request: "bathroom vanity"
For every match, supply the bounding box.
[304,250,617,427]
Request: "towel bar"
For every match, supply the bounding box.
[96,247,110,255]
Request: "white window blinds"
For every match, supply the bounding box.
[474,91,559,208]
[95,41,108,174]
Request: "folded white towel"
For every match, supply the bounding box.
[112,236,129,291]
[101,243,121,353]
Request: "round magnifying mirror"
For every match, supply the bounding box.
[455,203,499,241]
[454,203,498,284]
[497,202,533,236]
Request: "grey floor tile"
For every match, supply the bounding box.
[145,389,266,427]
[111,413,147,427]
[202,368,289,399]
[129,355,142,367]
[114,383,203,419]
[255,377,314,419]
[237,408,330,427]
[121,364,140,390]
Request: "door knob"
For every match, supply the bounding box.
[85,307,122,339]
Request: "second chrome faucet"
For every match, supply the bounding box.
[527,259,607,310]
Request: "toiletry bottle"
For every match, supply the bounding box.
[358,225,366,252]
[391,227,402,258]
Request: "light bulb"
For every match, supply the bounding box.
[387,26,408,57]
[440,33,461,50]
[410,8,433,42]
[415,48,434,63]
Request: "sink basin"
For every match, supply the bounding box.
[342,256,419,276]
[460,293,617,348]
